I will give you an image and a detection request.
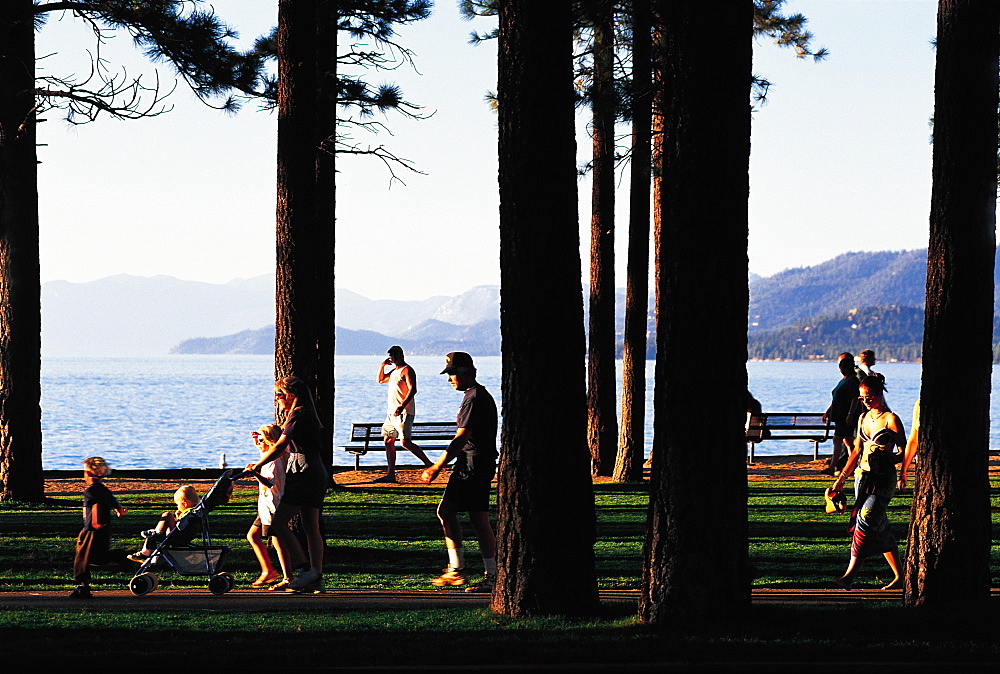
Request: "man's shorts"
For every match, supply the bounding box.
[382,412,413,440]
[442,474,493,513]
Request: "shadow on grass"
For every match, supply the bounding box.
[6,601,999,668]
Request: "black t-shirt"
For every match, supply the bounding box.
[82,482,120,531]
[282,406,322,473]
[453,385,498,476]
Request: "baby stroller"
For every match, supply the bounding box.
[129,469,258,596]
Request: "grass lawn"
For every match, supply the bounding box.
[1,475,998,668]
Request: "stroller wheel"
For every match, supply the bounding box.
[129,572,157,596]
[209,573,232,595]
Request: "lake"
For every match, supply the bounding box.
[38,356,993,470]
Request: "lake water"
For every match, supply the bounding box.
[39,356,996,470]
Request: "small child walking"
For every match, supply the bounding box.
[245,424,292,589]
[71,457,127,598]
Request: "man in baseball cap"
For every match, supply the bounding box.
[424,351,497,593]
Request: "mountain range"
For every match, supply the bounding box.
[41,247,1000,359]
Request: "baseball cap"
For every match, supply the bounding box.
[441,351,475,374]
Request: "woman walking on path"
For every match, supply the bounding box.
[247,376,327,592]
[828,376,906,590]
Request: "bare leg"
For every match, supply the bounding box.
[468,510,496,560]
[271,536,292,581]
[381,438,398,481]
[299,507,324,575]
[832,555,861,590]
[269,502,306,577]
[401,439,434,468]
[880,550,903,590]
[138,511,175,555]
[437,500,464,551]
[246,524,279,583]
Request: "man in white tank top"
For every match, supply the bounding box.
[376,346,433,482]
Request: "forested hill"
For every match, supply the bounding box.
[748,247,1000,361]
[749,249,928,333]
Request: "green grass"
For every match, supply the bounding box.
[2,476,999,666]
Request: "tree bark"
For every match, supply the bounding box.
[904,0,998,609]
[0,1,44,503]
[587,0,619,477]
[614,0,653,483]
[275,0,336,470]
[640,2,752,624]
[493,0,599,617]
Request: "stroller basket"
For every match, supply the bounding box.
[159,546,229,576]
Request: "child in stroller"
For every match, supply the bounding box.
[128,485,199,563]
[129,469,255,596]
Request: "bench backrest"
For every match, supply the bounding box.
[349,422,457,448]
[747,413,830,442]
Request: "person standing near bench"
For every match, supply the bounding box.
[422,351,498,593]
[821,352,859,476]
[376,345,434,483]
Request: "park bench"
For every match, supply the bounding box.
[342,421,457,470]
[746,413,833,463]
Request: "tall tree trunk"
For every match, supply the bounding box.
[275,0,336,471]
[494,0,598,617]
[0,1,44,503]
[614,0,653,482]
[640,2,752,624]
[642,35,666,474]
[313,0,337,469]
[904,0,998,609]
[587,0,619,477]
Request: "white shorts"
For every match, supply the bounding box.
[382,412,413,440]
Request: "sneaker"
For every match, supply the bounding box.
[127,551,150,563]
[464,576,495,593]
[285,577,325,594]
[286,568,321,592]
[68,586,92,599]
[431,567,468,587]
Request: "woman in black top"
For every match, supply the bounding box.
[248,376,327,592]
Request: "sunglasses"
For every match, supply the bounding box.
[858,395,881,402]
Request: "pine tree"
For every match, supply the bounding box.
[271,0,430,468]
[0,0,262,503]
[613,0,652,482]
[640,0,753,624]
[904,0,998,609]
[494,0,599,617]
[582,0,620,477]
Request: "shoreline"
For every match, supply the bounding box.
[39,452,1000,496]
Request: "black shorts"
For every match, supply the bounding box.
[442,474,493,512]
[281,465,328,509]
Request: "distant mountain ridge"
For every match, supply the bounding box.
[748,247,1000,360]
[42,277,504,356]
[43,247,1000,359]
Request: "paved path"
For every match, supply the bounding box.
[1,587,951,611]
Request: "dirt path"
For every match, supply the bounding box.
[42,453,1000,496]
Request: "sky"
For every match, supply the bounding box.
[34,1,954,301]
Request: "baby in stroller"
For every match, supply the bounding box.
[128,485,200,563]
